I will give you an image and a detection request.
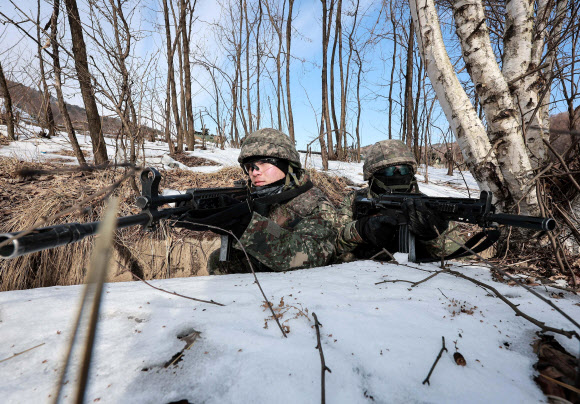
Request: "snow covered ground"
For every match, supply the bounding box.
[1,128,579,403]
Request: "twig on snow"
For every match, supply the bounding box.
[412,271,444,287]
[445,235,580,336]
[422,336,448,386]
[375,279,414,286]
[312,313,331,404]
[124,267,225,306]
[370,248,397,262]
[0,343,45,364]
[375,270,444,287]
[447,269,578,339]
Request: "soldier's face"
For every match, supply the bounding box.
[247,161,286,186]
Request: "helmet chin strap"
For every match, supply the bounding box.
[285,164,301,187]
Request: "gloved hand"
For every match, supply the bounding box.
[355,215,398,247]
[403,199,449,240]
[178,201,253,239]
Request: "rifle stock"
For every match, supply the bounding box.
[0,167,249,259]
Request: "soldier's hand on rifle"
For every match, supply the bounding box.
[179,201,253,239]
[403,199,449,240]
[355,215,398,247]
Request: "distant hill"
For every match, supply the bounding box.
[3,80,160,139]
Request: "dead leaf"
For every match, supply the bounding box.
[453,352,466,366]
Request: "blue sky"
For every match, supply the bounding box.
[1,0,430,150]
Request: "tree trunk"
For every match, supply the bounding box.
[256,0,263,130]
[244,0,253,133]
[51,0,86,165]
[180,0,195,152]
[164,0,182,153]
[321,0,335,160]
[36,0,56,139]
[403,19,414,148]
[0,62,16,141]
[412,58,423,162]
[409,0,504,201]
[64,0,109,164]
[285,0,295,143]
[329,0,342,159]
[451,0,538,214]
[387,2,397,140]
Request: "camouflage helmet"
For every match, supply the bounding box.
[238,128,301,168]
[363,139,417,180]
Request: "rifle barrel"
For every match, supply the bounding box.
[487,213,556,231]
[0,207,190,259]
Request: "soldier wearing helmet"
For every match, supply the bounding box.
[336,139,451,261]
[186,128,338,274]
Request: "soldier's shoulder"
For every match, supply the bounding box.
[287,185,333,216]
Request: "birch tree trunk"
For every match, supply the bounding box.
[410,0,549,215]
[409,0,504,200]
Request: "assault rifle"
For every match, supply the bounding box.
[0,167,249,260]
[354,190,556,262]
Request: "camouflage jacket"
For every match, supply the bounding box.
[235,174,338,271]
[335,187,459,260]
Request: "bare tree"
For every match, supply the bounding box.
[163,0,182,153]
[50,0,86,165]
[321,0,335,160]
[285,0,295,143]
[0,62,16,140]
[64,0,109,164]
[36,0,56,139]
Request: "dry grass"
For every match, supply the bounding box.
[0,135,11,146]
[170,153,219,167]
[0,158,353,291]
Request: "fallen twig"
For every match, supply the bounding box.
[375,279,414,286]
[539,373,580,395]
[423,336,447,386]
[118,263,225,306]
[447,269,578,339]
[370,248,397,262]
[446,236,580,336]
[312,313,331,404]
[0,343,45,364]
[375,270,444,286]
[412,271,444,287]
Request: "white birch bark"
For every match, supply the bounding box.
[409,0,504,198]
[502,0,554,167]
[539,0,569,140]
[452,0,539,214]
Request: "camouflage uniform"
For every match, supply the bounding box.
[208,129,338,274]
[336,139,459,261]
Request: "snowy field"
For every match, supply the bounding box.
[1,127,579,403]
